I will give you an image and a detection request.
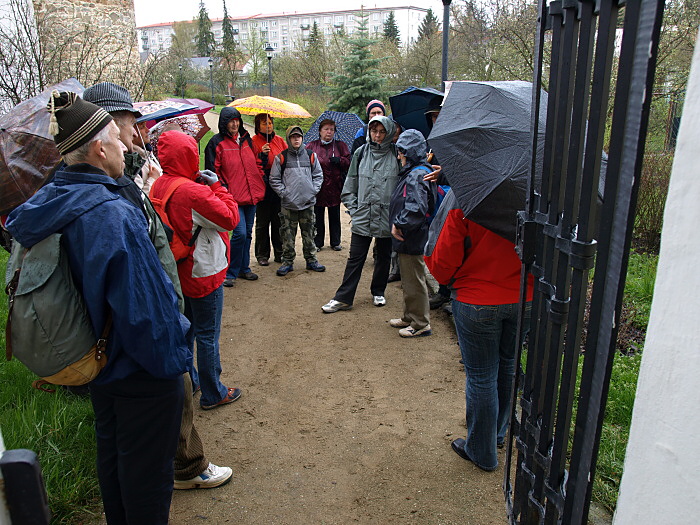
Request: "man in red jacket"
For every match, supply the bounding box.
[424,192,533,472]
[205,107,265,286]
[152,130,243,411]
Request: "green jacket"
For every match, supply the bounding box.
[341,116,400,238]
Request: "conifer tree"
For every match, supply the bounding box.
[195,1,215,57]
[418,8,440,41]
[221,0,235,52]
[329,12,385,116]
[382,11,400,47]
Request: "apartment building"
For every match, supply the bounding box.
[138,6,429,56]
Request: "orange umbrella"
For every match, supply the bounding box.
[227,95,312,119]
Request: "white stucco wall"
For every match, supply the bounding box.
[613,29,700,524]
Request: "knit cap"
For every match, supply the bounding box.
[82,82,142,117]
[47,91,113,155]
[366,99,385,116]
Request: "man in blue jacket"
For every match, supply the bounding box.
[6,92,190,524]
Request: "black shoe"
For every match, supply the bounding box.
[223,278,235,287]
[331,245,342,251]
[429,294,450,310]
[274,257,282,263]
[239,271,258,281]
[387,273,401,283]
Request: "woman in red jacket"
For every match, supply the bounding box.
[425,192,533,471]
[152,130,242,410]
[205,107,265,285]
[251,113,287,266]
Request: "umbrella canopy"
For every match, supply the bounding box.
[389,86,444,139]
[428,81,547,243]
[0,78,85,216]
[148,114,210,158]
[134,100,198,124]
[227,95,311,119]
[303,110,364,149]
[165,98,215,116]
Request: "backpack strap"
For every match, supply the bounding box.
[154,177,203,260]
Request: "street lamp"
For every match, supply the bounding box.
[441,0,452,92]
[265,44,274,97]
[178,63,183,97]
[208,57,214,105]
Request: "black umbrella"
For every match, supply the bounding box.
[428,81,547,243]
[389,86,444,139]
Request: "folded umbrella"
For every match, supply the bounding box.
[428,81,547,243]
[0,78,85,216]
[303,110,364,150]
[389,86,444,139]
[228,95,311,119]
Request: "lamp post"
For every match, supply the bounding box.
[208,57,214,105]
[265,44,274,97]
[441,0,452,92]
[178,63,183,97]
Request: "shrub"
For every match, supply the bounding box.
[634,152,672,253]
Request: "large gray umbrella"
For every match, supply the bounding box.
[428,81,547,243]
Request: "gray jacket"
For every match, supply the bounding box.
[341,115,399,238]
[270,145,324,211]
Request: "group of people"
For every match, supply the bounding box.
[3,84,533,523]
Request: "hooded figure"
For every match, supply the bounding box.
[151,130,243,411]
[204,107,265,205]
[321,115,400,314]
[351,99,387,154]
[204,106,265,284]
[389,129,436,255]
[342,115,399,238]
[386,128,436,338]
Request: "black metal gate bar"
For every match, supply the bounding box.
[506,0,666,523]
[565,2,666,523]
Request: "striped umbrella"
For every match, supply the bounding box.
[227,95,311,119]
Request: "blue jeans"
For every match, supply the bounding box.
[227,204,256,279]
[452,300,531,471]
[184,286,228,407]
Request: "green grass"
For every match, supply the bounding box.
[0,249,101,524]
[623,251,658,329]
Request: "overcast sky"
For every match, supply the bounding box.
[133,0,446,27]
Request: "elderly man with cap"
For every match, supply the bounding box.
[82,82,234,491]
[5,92,190,523]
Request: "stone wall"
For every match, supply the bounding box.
[32,0,141,93]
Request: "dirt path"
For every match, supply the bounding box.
[168,213,509,524]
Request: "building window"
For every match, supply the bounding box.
[335,15,343,23]
[292,19,298,26]
[372,13,380,20]
[325,16,331,24]
[241,22,247,29]
[271,31,277,38]
[271,21,277,27]
[261,21,268,28]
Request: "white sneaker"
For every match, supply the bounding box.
[174,463,233,490]
[322,299,352,313]
[389,318,410,328]
[399,325,433,338]
[373,295,386,307]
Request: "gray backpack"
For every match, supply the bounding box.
[5,233,110,391]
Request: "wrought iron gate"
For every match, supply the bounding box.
[505,1,666,523]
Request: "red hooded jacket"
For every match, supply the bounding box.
[204,107,265,205]
[151,131,239,298]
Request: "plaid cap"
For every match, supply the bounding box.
[82,82,142,117]
[47,91,113,155]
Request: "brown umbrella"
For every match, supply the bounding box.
[0,78,85,216]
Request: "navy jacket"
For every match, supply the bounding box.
[6,164,191,384]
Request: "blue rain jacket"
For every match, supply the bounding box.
[5,163,191,384]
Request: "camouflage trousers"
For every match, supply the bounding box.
[279,207,318,265]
